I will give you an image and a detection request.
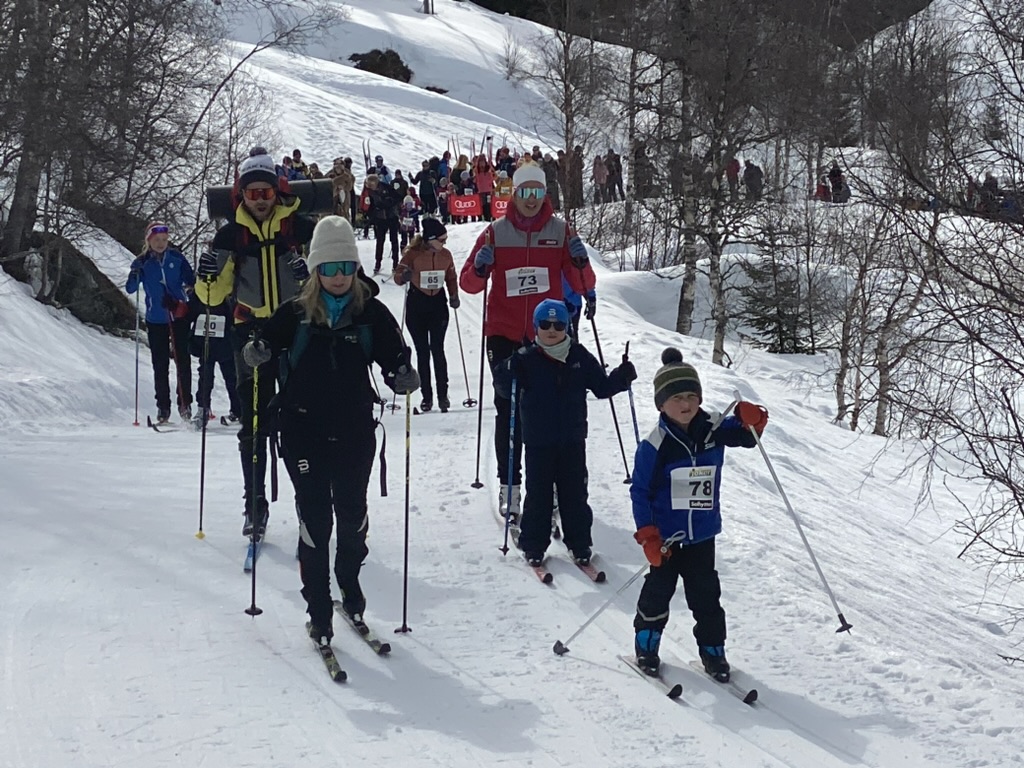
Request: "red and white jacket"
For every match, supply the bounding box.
[459,198,596,344]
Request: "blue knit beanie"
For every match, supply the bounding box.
[533,299,570,328]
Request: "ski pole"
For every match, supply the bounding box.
[197,290,212,540]
[395,388,413,634]
[735,391,852,633]
[389,282,410,413]
[133,287,141,426]
[471,280,489,488]
[499,376,518,555]
[623,341,640,446]
[553,561,650,655]
[245,365,263,617]
[452,307,476,408]
[589,317,631,483]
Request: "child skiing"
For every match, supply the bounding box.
[399,195,420,250]
[498,299,635,567]
[630,348,768,683]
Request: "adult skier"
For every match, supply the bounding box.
[365,174,402,274]
[126,221,195,423]
[459,163,597,519]
[241,216,419,643]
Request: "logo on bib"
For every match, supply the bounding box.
[538,239,559,246]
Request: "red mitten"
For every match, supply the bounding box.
[634,525,670,567]
[734,401,769,435]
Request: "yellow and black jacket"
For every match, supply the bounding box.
[198,198,315,323]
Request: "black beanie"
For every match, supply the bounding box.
[422,217,448,242]
[653,348,702,408]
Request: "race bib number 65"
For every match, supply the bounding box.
[670,465,718,510]
[505,266,550,297]
[420,269,445,291]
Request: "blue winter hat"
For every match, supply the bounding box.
[533,299,570,328]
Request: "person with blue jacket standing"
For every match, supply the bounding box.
[500,299,636,567]
[631,348,768,682]
[126,221,196,423]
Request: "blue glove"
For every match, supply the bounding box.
[197,251,219,278]
[568,235,589,267]
[474,244,494,277]
[287,250,309,281]
[584,290,597,320]
[129,258,145,279]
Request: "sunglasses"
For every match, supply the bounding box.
[243,187,276,201]
[148,225,169,235]
[317,261,359,277]
[538,320,566,331]
[515,187,546,200]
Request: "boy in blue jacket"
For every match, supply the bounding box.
[631,348,768,682]
[501,299,636,567]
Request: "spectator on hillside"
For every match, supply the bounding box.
[592,154,609,204]
[542,153,561,211]
[474,155,496,221]
[827,161,843,189]
[277,156,302,182]
[393,169,409,199]
[606,149,625,201]
[454,169,476,224]
[726,157,741,202]
[981,172,1001,215]
[743,159,764,201]
[496,147,516,177]
[495,169,514,199]
[437,177,451,224]
[813,176,831,202]
[369,155,393,185]
[307,163,324,179]
[344,158,358,221]
[327,157,356,220]
[532,145,543,163]
[450,154,471,186]
[632,142,655,198]
[568,146,585,210]
[291,149,309,179]
[439,151,452,181]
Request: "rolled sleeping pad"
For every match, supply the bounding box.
[206,179,335,221]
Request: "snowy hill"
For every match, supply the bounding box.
[3,223,1024,767]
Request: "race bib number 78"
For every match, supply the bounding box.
[670,465,718,510]
[505,266,550,297]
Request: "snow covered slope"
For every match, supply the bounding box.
[2,224,1023,768]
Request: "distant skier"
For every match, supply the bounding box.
[195,149,315,538]
[458,163,597,521]
[394,218,459,414]
[365,174,402,274]
[368,154,392,185]
[495,299,635,567]
[187,291,241,425]
[241,216,419,644]
[631,349,768,683]
[743,159,764,200]
[126,221,195,424]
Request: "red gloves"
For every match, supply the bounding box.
[735,401,769,435]
[634,525,670,567]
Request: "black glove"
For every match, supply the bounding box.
[129,258,145,279]
[197,251,219,278]
[584,291,597,320]
[616,360,637,384]
[392,365,421,395]
[393,264,412,286]
[287,250,309,281]
[242,339,272,368]
[449,294,461,309]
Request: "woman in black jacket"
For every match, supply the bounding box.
[243,216,420,643]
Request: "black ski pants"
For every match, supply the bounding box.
[487,335,524,485]
[519,441,592,556]
[373,219,400,269]
[282,432,375,630]
[232,321,277,513]
[148,319,192,413]
[634,537,726,647]
[195,336,240,415]
[406,289,450,401]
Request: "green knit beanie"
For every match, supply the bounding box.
[653,348,702,409]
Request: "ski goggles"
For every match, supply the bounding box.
[538,320,566,331]
[243,187,276,201]
[147,225,169,235]
[317,261,359,278]
[515,187,546,200]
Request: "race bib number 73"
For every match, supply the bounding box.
[670,465,718,510]
[505,266,550,297]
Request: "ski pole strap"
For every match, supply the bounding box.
[269,438,279,502]
[377,421,388,497]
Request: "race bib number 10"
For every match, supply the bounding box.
[670,465,718,510]
[420,269,445,291]
[505,266,551,297]
[199,314,227,339]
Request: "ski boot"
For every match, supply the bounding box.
[635,629,662,676]
[156,408,171,425]
[699,645,731,683]
[306,619,333,644]
[242,496,269,538]
[419,396,433,413]
[524,551,545,567]
[438,394,450,413]
[570,547,592,567]
[224,411,239,424]
[179,405,192,422]
[340,588,367,624]
[498,484,521,521]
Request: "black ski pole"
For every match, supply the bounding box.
[589,317,631,483]
[133,288,141,427]
[471,280,489,488]
[389,283,410,413]
[245,364,263,617]
[453,307,476,408]
[499,376,518,555]
[196,289,212,540]
[623,341,640,446]
[395,388,413,634]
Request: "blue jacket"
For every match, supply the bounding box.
[125,248,195,324]
[561,274,594,317]
[496,340,632,446]
[631,410,756,544]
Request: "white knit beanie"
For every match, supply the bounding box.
[306,216,360,272]
[512,164,546,188]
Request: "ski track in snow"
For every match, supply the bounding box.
[2,225,1024,767]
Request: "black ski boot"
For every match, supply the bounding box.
[571,547,592,567]
[438,394,450,413]
[699,645,731,683]
[306,619,333,644]
[156,408,171,424]
[242,496,269,538]
[419,396,433,413]
[635,629,662,676]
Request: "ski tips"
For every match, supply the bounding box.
[742,689,758,705]
[667,683,683,699]
[552,640,569,656]
[194,530,206,540]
